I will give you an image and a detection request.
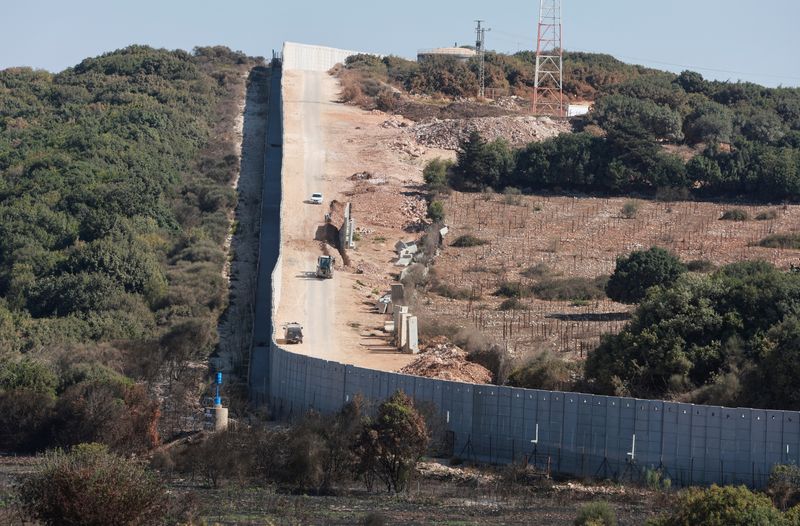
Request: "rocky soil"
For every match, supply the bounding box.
[411,115,572,150]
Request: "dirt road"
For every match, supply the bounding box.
[276,69,422,371]
[277,70,342,361]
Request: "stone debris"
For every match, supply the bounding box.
[390,134,427,157]
[416,461,495,485]
[410,115,571,150]
[350,171,373,180]
[381,117,409,128]
[491,95,527,111]
[399,336,492,384]
[400,196,429,231]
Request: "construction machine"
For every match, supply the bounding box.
[316,255,335,279]
[284,322,304,344]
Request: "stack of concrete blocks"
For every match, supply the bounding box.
[394,240,418,267]
[392,305,419,354]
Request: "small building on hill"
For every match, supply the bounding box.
[417,47,476,63]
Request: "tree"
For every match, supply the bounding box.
[18,443,167,526]
[453,131,513,190]
[355,390,428,493]
[647,485,784,526]
[676,70,707,94]
[427,201,445,223]
[422,158,452,193]
[0,359,57,395]
[684,100,734,144]
[606,247,686,304]
[592,94,684,142]
[758,317,800,409]
[51,379,160,454]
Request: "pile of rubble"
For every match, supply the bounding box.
[381,117,409,129]
[491,96,527,111]
[390,135,427,158]
[399,336,492,384]
[416,461,495,485]
[400,195,430,231]
[410,115,571,150]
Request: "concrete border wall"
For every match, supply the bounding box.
[267,344,799,487]
[259,43,799,488]
[282,42,369,72]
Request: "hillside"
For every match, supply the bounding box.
[0,45,263,452]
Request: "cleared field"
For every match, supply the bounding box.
[426,191,800,360]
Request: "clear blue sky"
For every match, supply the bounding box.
[3,0,799,87]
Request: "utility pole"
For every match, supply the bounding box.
[475,20,491,98]
[533,0,564,116]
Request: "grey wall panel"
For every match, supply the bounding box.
[549,393,567,470]
[495,387,514,462]
[473,386,498,462]
[509,389,527,462]
[560,394,579,474]
[782,412,800,465]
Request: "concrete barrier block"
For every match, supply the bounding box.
[404,315,419,354]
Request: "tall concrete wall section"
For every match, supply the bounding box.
[282,42,370,72]
[260,42,799,489]
[266,342,799,487]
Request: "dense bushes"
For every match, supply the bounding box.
[574,501,617,526]
[605,247,686,304]
[18,443,167,526]
[342,50,670,102]
[495,276,606,302]
[342,50,800,202]
[0,45,260,452]
[647,485,789,526]
[507,351,578,391]
[443,75,800,202]
[586,261,800,407]
[169,391,429,494]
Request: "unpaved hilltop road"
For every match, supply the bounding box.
[276,70,339,360]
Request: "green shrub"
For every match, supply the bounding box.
[574,501,617,526]
[686,259,715,272]
[720,208,749,221]
[532,276,607,301]
[645,468,672,491]
[450,234,488,247]
[434,283,480,301]
[521,262,557,279]
[768,464,800,510]
[606,247,686,304]
[507,351,576,391]
[621,200,640,219]
[502,186,523,205]
[759,233,800,249]
[756,209,779,221]
[355,391,428,493]
[495,281,530,299]
[499,297,524,310]
[423,158,453,193]
[647,485,783,526]
[18,443,167,526]
[427,200,445,222]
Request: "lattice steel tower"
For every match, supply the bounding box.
[533,0,564,116]
[475,20,490,98]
